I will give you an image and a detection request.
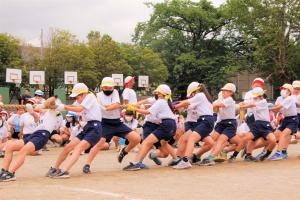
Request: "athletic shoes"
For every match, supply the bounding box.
[199,158,215,166]
[52,170,70,179]
[0,171,16,182]
[244,155,257,162]
[83,164,91,174]
[0,151,5,158]
[148,152,162,165]
[214,151,227,163]
[45,167,60,177]
[118,147,128,163]
[191,154,201,165]
[255,151,268,161]
[281,152,288,159]
[173,160,192,169]
[168,157,181,166]
[123,162,146,171]
[0,168,7,177]
[228,155,237,163]
[269,152,283,161]
[241,147,247,158]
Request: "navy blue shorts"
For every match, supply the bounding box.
[193,115,214,141]
[77,120,102,146]
[278,116,299,134]
[101,118,132,141]
[246,113,255,130]
[214,119,237,140]
[153,119,176,142]
[142,121,159,139]
[184,121,197,132]
[23,134,31,141]
[250,120,274,140]
[298,114,300,130]
[23,130,50,151]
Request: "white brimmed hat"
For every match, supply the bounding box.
[280,83,293,92]
[186,82,200,97]
[101,77,115,87]
[221,83,236,93]
[292,80,300,88]
[70,83,89,98]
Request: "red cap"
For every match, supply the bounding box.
[252,78,265,86]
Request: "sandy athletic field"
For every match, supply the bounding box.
[1,144,300,200]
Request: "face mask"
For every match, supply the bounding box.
[154,94,159,100]
[103,90,113,96]
[125,116,133,122]
[66,117,73,123]
[280,90,288,98]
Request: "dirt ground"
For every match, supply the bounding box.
[1,143,300,200]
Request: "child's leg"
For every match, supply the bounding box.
[62,140,91,172]
[266,133,276,151]
[85,138,106,166]
[184,132,201,157]
[112,136,120,149]
[9,142,36,173]
[135,134,158,162]
[176,132,191,157]
[230,135,244,152]
[210,134,228,157]
[2,140,24,170]
[277,128,292,151]
[54,138,80,169]
[51,134,63,144]
[124,131,141,153]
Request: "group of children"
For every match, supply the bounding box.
[0,76,299,182]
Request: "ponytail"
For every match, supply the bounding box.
[199,84,213,103]
[167,99,175,113]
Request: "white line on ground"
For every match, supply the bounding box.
[47,185,146,200]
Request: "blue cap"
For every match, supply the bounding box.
[34,90,44,96]
[66,111,77,117]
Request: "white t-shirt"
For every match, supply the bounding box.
[0,125,9,142]
[20,112,38,135]
[187,93,213,116]
[244,90,254,113]
[54,114,64,131]
[35,110,59,133]
[121,118,139,129]
[215,97,236,121]
[186,103,199,122]
[292,94,300,114]
[97,90,120,119]
[70,124,82,140]
[277,96,297,117]
[251,99,270,122]
[77,93,102,122]
[148,99,175,120]
[122,88,137,104]
[144,97,160,124]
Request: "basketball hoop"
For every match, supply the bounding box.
[35,81,40,85]
[68,80,74,85]
[12,79,21,87]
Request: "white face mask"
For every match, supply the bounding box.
[125,116,133,122]
[280,90,289,98]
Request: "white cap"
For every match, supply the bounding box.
[101,77,115,87]
[252,87,264,97]
[221,83,236,93]
[125,76,134,84]
[280,83,293,92]
[292,80,300,88]
[253,78,265,85]
[187,82,200,97]
[154,84,171,95]
[70,83,89,98]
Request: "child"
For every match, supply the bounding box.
[269,84,299,160]
[123,84,176,171]
[82,77,140,174]
[7,107,25,139]
[200,83,243,166]
[46,83,102,178]
[172,82,215,169]
[292,81,300,137]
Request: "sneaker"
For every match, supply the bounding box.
[281,152,288,159]
[138,162,149,169]
[0,151,5,158]
[172,160,192,169]
[269,152,283,161]
[45,167,59,177]
[123,162,143,171]
[148,152,162,165]
[168,157,181,166]
[244,155,257,162]
[83,164,91,174]
[241,147,247,158]
[0,171,16,182]
[255,151,268,161]
[0,168,7,177]
[228,155,237,163]
[52,170,70,179]
[118,147,128,163]
[214,151,227,163]
[199,158,215,166]
[191,154,201,165]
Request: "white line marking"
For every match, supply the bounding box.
[47,185,146,200]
